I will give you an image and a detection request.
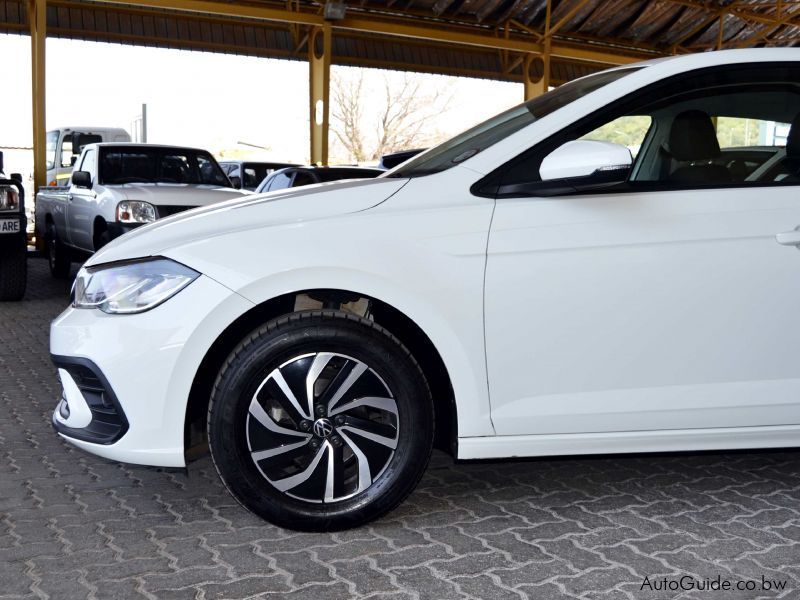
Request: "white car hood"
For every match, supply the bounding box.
[113,183,247,206]
[87,177,408,266]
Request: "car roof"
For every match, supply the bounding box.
[91,143,211,153]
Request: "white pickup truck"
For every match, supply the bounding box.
[35,143,246,278]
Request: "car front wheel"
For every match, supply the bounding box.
[208,310,434,531]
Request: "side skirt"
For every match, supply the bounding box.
[457,424,800,460]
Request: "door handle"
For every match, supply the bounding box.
[776,230,800,246]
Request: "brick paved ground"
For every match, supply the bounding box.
[1,258,799,600]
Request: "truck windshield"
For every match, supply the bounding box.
[46,131,59,170]
[386,67,641,178]
[99,148,231,186]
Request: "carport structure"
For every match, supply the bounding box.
[2,0,800,189]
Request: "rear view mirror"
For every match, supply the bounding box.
[72,171,92,189]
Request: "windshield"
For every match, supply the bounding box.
[388,67,641,178]
[99,148,231,186]
[45,131,59,171]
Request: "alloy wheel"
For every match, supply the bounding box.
[245,352,399,503]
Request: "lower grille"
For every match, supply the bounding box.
[51,356,129,445]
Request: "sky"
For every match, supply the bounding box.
[0,34,524,172]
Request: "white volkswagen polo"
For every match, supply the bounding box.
[51,48,800,530]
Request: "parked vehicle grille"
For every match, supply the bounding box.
[156,205,196,218]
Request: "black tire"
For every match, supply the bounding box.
[0,238,27,301]
[94,228,110,251]
[46,224,71,279]
[208,310,434,531]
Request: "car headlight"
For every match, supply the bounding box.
[0,185,19,211]
[72,258,199,314]
[117,200,156,224]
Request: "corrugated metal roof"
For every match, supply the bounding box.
[1,0,799,85]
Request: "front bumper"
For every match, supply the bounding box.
[50,273,253,467]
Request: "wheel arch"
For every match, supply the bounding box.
[183,289,458,461]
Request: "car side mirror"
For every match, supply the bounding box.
[72,171,92,189]
[229,175,242,188]
[540,139,632,184]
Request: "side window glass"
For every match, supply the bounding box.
[715,117,790,181]
[291,171,317,187]
[268,171,292,191]
[46,131,59,170]
[243,167,259,189]
[61,135,74,168]
[78,150,96,182]
[580,116,652,158]
[494,64,800,195]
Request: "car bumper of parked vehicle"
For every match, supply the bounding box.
[49,272,254,467]
[106,221,144,240]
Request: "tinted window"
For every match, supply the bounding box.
[316,169,382,182]
[99,148,230,186]
[243,164,271,189]
[291,171,317,187]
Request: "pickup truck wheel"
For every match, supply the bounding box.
[46,225,71,279]
[208,310,434,531]
[0,238,27,301]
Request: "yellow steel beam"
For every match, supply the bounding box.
[309,24,331,166]
[728,3,800,48]
[94,0,648,65]
[28,0,46,192]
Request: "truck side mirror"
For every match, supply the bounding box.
[229,176,242,189]
[72,171,92,189]
[10,173,22,183]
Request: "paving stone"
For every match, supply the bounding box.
[1,259,799,599]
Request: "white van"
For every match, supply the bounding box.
[45,127,130,187]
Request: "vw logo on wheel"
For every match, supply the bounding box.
[313,418,334,438]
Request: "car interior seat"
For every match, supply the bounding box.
[666,110,733,184]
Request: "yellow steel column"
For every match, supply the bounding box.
[309,24,331,166]
[524,0,551,101]
[29,0,46,192]
[523,55,547,100]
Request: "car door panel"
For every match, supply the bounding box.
[485,186,800,435]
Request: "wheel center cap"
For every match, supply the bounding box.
[313,418,334,438]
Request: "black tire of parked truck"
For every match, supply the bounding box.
[0,236,27,301]
[207,310,435,531]
[46,224,71,279]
